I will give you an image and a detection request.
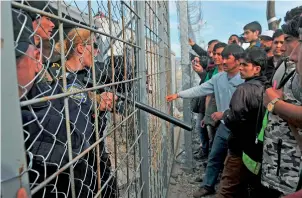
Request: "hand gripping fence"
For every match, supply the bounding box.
[1,1,192,198]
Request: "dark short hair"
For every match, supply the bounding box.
[240,47,267,70]
[228,34,239,40]
[284,6,302,22]
[213,42,227,52]
[208,39,219,46]
[272,29,284,40]
[243,21,262,34]
[282,15,300,38]
[221,44,244,60]
[15,1,57,21]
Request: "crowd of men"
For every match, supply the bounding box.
[11,1,118,197]
[167,6,302,198]
[7,1,302,197]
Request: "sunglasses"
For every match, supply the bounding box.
[86,42,98,49]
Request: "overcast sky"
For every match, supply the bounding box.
[169,1,302,57]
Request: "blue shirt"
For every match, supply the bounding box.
[178,71,244,112]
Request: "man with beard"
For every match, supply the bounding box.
[260,30,274,57]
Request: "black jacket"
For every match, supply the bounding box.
[263,56,275,81]
[263,56,282,82]
[223,76,267,156]
[23,75,116,197]
[192,43,207,57]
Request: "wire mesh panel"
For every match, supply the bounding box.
[144,1,173,197]
[2,1,172,198]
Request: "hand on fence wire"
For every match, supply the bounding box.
[188,38,195,46]
[166,94,179,102]
[97,92,118,112]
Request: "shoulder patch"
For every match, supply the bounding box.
[52,63,61,68]
[66,83,87,103]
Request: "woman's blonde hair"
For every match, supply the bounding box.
[55,28,91,58]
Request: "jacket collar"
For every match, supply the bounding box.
[249,39,261,48]
[245,75,267,84]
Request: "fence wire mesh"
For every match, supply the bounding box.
[2,1,174,198]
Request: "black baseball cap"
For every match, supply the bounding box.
[14,1,56,21]
[12,9,35,58]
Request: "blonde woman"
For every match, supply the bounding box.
[48,28,117,197]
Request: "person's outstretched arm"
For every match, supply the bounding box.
[189,38,207,57]
[166,76,215,102]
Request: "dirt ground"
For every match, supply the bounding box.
[167,115,218,198]
[167,161,216,198]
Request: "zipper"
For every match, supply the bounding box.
[276,139,282,176]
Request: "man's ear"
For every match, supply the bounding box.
[255,30,260,37]
[255,65,261,75]
[34,49,42,72]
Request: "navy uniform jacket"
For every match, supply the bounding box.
[22,71,115,197]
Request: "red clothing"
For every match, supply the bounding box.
[283,190,302,198]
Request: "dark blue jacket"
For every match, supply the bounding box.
[22,74,115,197]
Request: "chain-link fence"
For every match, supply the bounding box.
[1,1,176,198]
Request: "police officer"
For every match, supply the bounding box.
[54,27,118,198]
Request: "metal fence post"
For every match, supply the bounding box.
[158,2,168,195]
[165,0,175,167]
[1,2,31,197]
[136,1,149,198]
[57,1,76,197]
[178,0,193,171]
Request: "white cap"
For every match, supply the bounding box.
[260,30,274,40]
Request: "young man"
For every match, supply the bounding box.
[216,47,268,198]
[166,44,245,197]
[189,39,220,161]
[243,21,262,49]
[261,13,302,197]
[271,7,302,87]
[272,29,285,64]
[263,29,285,81]
[193,42,227,163]
[202,43,227,153]
[189,38,219,59]
[283,15,302,198]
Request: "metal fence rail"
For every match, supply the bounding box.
[1,1,175,198]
